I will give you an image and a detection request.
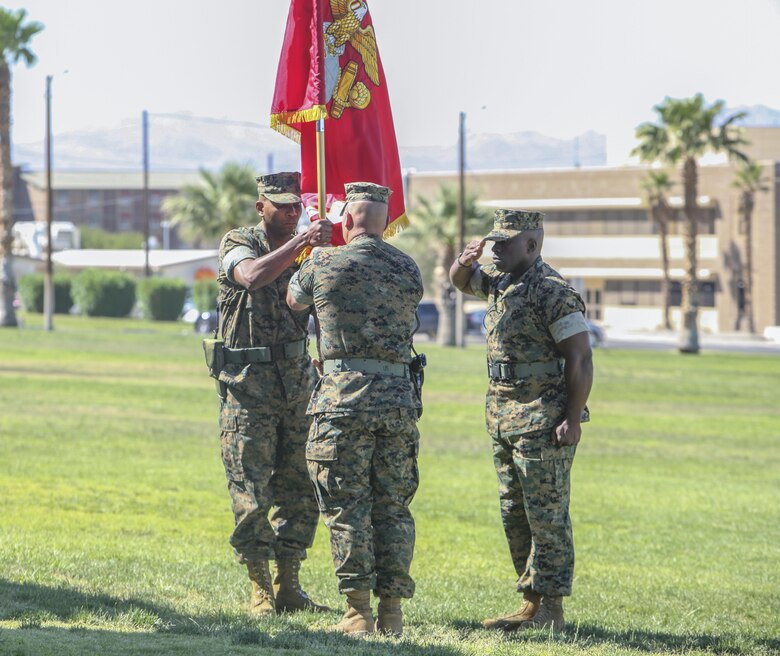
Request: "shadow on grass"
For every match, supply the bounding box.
[0,579,459,656]
[447,619,780,655]
[568,623,780,656]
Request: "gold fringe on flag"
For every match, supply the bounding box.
[383,212,409,240]
[295,245,313,265]
[270,106,329,143]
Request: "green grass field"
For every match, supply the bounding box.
[1,314,779,656]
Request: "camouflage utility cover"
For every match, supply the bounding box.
[344,181,392,204]
[484,209,545,242]
[255,171,302,204]
[465,256,589,437]
[289,234,423,413]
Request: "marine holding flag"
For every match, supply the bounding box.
[272,0,418,636]
[287,182,423,637]
[214,173,332,617]
[270,0,407,241]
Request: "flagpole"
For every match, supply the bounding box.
[316,118,326,221]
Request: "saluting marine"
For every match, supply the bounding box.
[450,209,593,632]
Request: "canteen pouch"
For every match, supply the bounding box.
[203,338,225,379]
[203,338,227,400]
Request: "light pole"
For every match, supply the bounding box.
[44,75,53,331]
[142,110,150,277]
[455,111,466,347]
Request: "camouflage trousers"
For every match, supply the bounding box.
[491,427,576,597]
[306,409,419,598]
[219,382,319,564]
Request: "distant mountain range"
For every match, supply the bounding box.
[728,104,780,127]
[12,113,606,174]
[12,104,779,174]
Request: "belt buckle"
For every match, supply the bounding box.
[498,363,514,382]
[270,344,284,361]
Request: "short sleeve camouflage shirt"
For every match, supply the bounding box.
[217,224,315,401]
[289,235,424,414]
[466,256,589,437]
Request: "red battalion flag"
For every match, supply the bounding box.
[270,0,407,246]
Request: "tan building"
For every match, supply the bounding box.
[16,170,203,249]
[406,128,780,334]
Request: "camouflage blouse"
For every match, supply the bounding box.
[216,224,316,402]
[465,256,589,438]
[289,235,423,414]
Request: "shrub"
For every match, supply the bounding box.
[18,273,74,314]
[80,226,145,249]
[71,269,136,318]
[193,278,218,313]
[137,277,188,321]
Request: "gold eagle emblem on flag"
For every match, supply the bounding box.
[325,0,379,118]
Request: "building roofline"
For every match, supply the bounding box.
[21,170,205,191]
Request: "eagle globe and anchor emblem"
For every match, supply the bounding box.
[324,0,380,118]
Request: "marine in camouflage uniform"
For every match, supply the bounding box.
[450,209,594,632]
[216,172,332,616]
[287,182,423,637]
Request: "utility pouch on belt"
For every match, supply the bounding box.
[202,338,225,379]
[410,351,427,419]
[202,338,227,401]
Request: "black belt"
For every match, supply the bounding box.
[223,339,307,364]
[488,359,563,381]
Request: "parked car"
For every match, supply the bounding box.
[586,319,605,347]
[194,310,218,335]
[466,308,487,336]
[416,300,439,338]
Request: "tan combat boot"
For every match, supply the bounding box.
[273,558,331,613]
[520,595,565,631]
[376,597,403,637]
[482,590,541,631]
[330,590,374,636]
[246,561,275,616]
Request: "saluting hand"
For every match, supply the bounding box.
[458,238,486,266]
[306,219,333,247]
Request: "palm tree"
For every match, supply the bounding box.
[162,163,257,247]
[641,170,674,330]
[633,94,747,353]
[0,8,43,327]
[732,160,768,334]
[405,185,492,345]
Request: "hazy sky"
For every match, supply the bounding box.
[10,0,780,166]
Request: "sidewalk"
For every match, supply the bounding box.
[603,328,780,354]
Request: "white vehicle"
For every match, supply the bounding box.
[12,221,81,258]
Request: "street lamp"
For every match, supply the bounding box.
[43,70,67,331]
[43,75,53,331]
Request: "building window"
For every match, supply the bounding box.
[544,209,651,236]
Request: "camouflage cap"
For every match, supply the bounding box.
[344,181,392,204]
[484,209,545,241]
[256,172,302,204]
